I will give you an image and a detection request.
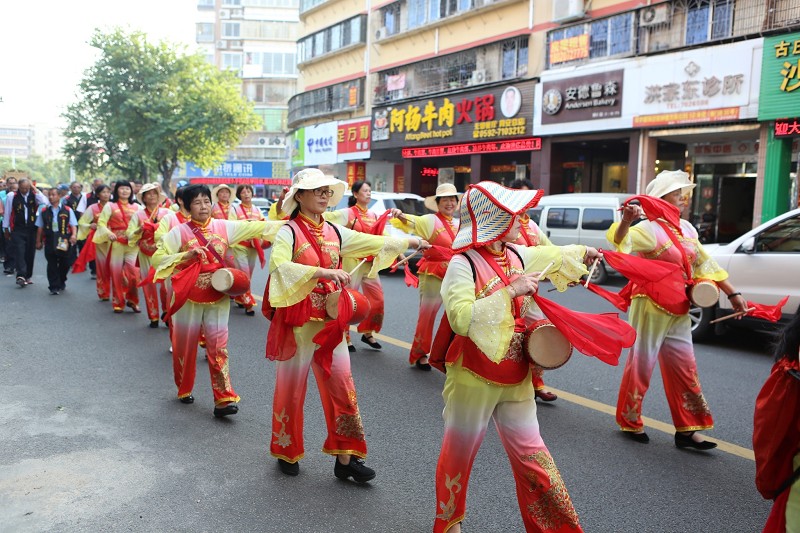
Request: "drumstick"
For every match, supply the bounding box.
[709,307,756,324]
[347,258,368,276]
[584,258,600,289]
[392,248,423,269]
[533,262,554,282]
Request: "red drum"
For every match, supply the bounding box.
[326,290,371,325]
[523,320,573,370]
[211,268,251,297]
[689,279,720,308]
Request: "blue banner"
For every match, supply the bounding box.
[185,161,273,178]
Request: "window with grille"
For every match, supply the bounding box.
[297,15,366,62]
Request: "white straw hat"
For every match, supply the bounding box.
[645,170,696,199]
[282,168,347,215]
[138,183,167,205]
[211,183,234,204]
[424,183,463,212]
[452,181,543,252]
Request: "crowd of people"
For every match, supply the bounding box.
[1,169,796,532]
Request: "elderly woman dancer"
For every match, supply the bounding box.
[434,182,598,533]
[228,184,266,316]
[391,183,460,370]
[325,180,395,351]
[152,184,285,417]
[609,170,747,447]
[94,180,142,314]
[266,169,428,480]
[127,183,171,328]
[75,184,112,301]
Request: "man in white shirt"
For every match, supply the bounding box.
[2,178,47,286]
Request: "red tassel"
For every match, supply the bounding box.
[404,265,419,288]
[72,230,97,273]
[747,296,789,322]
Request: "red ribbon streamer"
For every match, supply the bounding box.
[311,289,355,379]
[72,229,96,273]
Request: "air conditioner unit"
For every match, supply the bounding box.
[471,69,487,85]
[639,4,670,27]
[216,40,227,49]
[219,9,230,18]
[375,27,388,40]
[228,40,243,49]
[258,137,268,146]
[552,0,584,23]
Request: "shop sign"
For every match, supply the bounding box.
[541,70,623,124]
[689,141,759,157]
[775,118,800,137]
[304,121,337,166]
[337,118,371,162]
[759,32,800,121]
[549,34,589,66]
[629,40,758,126]
[290,128,305,168]
[186,161,273,179]
[345,162,366,186]
[372,80,535,150]
[401,138,542,158]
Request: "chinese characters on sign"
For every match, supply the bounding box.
[337,118,372,162]
[346,162,366,186]
[775,118,800,137]
[549,34,590,66]
[774,38,800,92]
[644,74,745,106]
[401,138,542,158]
[633,107,740,127]
[541,70,624,124]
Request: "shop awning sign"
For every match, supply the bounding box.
[760,32,800,121]
[775,118,800,137]
[401,138,542,158]
[540,70,623,125]
[337,117,371,162]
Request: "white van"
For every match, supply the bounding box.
[530,193,632,283]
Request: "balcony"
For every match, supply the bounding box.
[288,78,365,127]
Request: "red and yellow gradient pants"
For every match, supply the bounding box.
[409,273,443,364]
[170,298,239,406]
[138,253,167,321]
[94,241,111,301]
[616,298,714,433]
[108,241,140,311]
[351,261,384,335]
[270,321,367,464]
[231,247,257,310]
[434,361,582,533]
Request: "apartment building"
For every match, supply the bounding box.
[0,124,65,161]
[195,0,300,189]
[289,0,800,240]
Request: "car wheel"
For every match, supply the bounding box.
[589,261,608,285]
[690,304,715,342]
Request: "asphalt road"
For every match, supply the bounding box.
[0,250,775,532]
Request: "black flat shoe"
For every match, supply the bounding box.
[149,320,159,328]
[277,459,299,476]
[179,395,194,404]
[361,334,382,350]
[415,359,432,371]
[675,431,717,450]
[348,344,356,353]
[623,431,650,444]
[213,403,239,418]
[236,303,245,309]
[334,457,375,483]
[245,309,255,316]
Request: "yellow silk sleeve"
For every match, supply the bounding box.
[390,214,435,240]
[536,227,553,247]
[152,226,190,281]
[606,221,657,254]
[126,214,142,247]
[694,242,728,282]
[92,203,114,244]
[267,227,318,307]
[338,225,409,277]
[323,209,350,227]
[519,244,588,292]
[441,255,515,364]
[154,214,174,243]
[225,219,286,246]
[76,209,94,241]
[268,202,287,221]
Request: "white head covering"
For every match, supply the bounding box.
[210,183,234,204]
[424,183,463,212]
[645,170,696,199]
[138,183,167,205]
[282,168,347,215]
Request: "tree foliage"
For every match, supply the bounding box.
[1,155,70,186]
[63,28,260,194]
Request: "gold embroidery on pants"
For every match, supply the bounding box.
[682,390,711,415]
[211,349,231,392]
[335,413,365,440]
[622,387,644,424]
[273,408,292,448]
[523,452,580,529]
[436,472,462,521]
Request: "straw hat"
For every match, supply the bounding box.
[211,183,234,204]
[139,183,167,205]
[645,170,696,199]
[424,183,463,212]
[452,181,544,252]
[282,168,347,215]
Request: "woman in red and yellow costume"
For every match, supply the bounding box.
[509,178,559,402]
[265,169,428,480]
[210,184,234,221]
[390,182,460,370]
[152,184,285,417]
[434,181,600,533]
[324,180,396,351]
[74,184,112,301]
[228,184,266,316]
[127,183,171,328]
[93,180,142,314]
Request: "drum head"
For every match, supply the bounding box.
[211,269,233,292]
[526,322,573,370]
[691,281,719,308]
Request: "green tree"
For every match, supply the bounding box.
[63,28,260,194]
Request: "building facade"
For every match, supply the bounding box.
[0,124,65,161]
[196,0,300,192]
[289,0,800,239]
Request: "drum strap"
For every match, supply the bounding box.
[656,220,694,286]
[189,221,225,265]
[435,212,456,241]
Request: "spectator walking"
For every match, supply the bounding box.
[2,177,19,275]
[36,188,78,294]
[3,178,47,287]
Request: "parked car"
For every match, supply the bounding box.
[691,207,800,341]
[529,193,632,283]
[330,191,429,268]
